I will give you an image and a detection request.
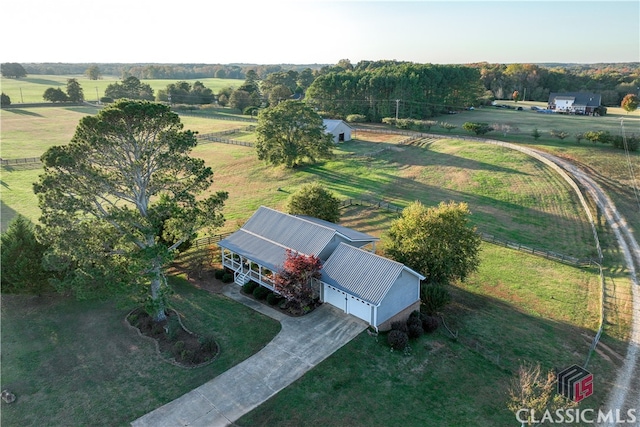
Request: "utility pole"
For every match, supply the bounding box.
[395,99,400,120]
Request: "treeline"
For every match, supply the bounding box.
[306,61,485,121]
[472,62,640,106]
[21,63,325,80]
[17,60,640,110]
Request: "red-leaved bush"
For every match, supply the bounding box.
[274,249,322,310]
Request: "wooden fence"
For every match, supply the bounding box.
[339,197,594,267]
[1,157,41,166]
[193,232,233,248]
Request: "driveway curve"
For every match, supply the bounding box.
[131,285,367,427]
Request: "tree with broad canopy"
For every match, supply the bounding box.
[34,100,228,321]
[384,200,481,286]
[287,182,340,223]
[255,100,334,168]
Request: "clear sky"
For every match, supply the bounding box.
[2,0,638,65]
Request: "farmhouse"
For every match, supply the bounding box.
[323,119,352,143]
[218,206,424,330]
[547,92,602,115]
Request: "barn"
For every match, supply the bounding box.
[218,206,423,330]
[323,119,353,143]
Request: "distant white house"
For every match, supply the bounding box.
[548,92,602,115]
[323,119,352,143]
[218,206,424,330]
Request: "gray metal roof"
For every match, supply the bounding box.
[217,229,288,271]
[548,92,601,107]
[295,215,380,243]
[321,243,425,306]
[218,206,378,270]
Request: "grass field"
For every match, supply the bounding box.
[0,100,635,426]
[0,278,280,427]
[0,75,244,104]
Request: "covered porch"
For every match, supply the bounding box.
[221,248,275,289]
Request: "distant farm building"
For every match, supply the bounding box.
[547,92,602,115]
[323,119,352,143]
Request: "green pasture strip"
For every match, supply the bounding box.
[238,242,617,427]
[0,106,99,158]
[0,166,42,231]
[1,75,242,104]
[0,277,280,427]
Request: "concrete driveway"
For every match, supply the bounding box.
[131,285,367,427]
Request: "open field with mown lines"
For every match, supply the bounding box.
[0,100,635,426]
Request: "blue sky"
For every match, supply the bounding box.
[3,1,638,64]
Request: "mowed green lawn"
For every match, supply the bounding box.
[0,278,281,427]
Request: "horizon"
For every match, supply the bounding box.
[2,1,638,65]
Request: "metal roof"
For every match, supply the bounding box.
[321,243,425,306]
[218,206,378,270]
[295,215,380,243]
[549,92,601,107]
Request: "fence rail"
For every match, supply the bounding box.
[1,157,41,166]
[339,198,595,267]
[196,134,255,147]
[193,232,233,248]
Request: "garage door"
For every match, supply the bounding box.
[347,296,372,324]
[324,285,347,311]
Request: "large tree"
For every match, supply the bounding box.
[43,87,69,103]
[385,201,481,285]
[1,63,27,78]
[621,93,639,113]
[85,65,102,80]
[34,100,228,321]
[255,100,334,168]
[66,78,84,102]
[287,182,340,223]
[104,76,154,101]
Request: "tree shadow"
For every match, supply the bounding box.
[3,109,44,117]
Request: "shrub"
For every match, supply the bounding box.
[390,320,408,333]
[346,114,367,123]
[381,117,396,126]
[266,292,282,306]
[199,335,217,353]
[214,269,225,280]
[462,122,493,136]
[531,128,541,140]
[550,129,570,140]
[409,310,421,319]
[421,284,451,314]
[173,340,186,353]
[408,323,424,339]
[242,280,259,294]
[253,285,270,300]
[388,330,409,350]
[222,273,233,283]
[166,315,181,341]
[421,314,439,333]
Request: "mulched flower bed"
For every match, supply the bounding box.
[126,308,218,368]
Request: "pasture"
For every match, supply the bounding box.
[0,101,634,426]
[0,75,243,104]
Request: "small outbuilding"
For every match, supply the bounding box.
[323,119,352,143]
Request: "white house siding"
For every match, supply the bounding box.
[375,270,421,326]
